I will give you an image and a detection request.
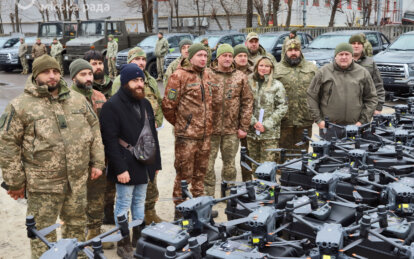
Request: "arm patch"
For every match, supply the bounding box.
[168,89,177,100]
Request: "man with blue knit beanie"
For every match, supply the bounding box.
[100,63,162,258]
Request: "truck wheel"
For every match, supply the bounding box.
[147,61,158,79]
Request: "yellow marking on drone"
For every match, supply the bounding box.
[252,238,260,244]
[312,153,317,157]
[323,255,331,259]
[182,220,189,226]
[399,204,409,209]
[316,192,319,197]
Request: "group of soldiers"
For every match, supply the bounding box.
[0,29,383,259]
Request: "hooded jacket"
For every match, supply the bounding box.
[162,58,213,139]
[248,44,277,67]
[0,77,105,193]
[209,59,253,135]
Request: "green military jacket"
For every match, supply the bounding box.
[113,70,163,127]
[355,55,385,111]
[364,41,373,57]
[0,77,105,193]
[18,41,27,57]
[274,57,317,127]
[93,75,116,99]
[50,42,63,58]
[248,45,277,67]
[307,61,377,125]
[155,37,169,58]
[205,45,212,67]
[106,40,118,58]
[247,71,288,140]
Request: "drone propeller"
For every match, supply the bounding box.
[241,161,253,171]
[353,185,380,195]
[327,200,358,208]
[268,222,291,236]
[38,223,61,237]
[221,217,250,227]
[340,238,364,252]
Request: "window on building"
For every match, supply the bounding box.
[325,0,330,7]
[358,0,362,10]
[313,0,319,6]
[338,0,342,8]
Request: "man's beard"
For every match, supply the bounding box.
[75,79,93,90]
[124,84,145,100]
[286,55,302,66]
[249,48,258,55]
[37,79,59,92]
[94,70,105,80]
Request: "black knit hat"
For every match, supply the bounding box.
[120,63,145,86]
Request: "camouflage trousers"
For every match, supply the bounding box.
[240,137,251,182]
[145,173,159,211]
[20,56,28,73]
[108,58,117,78]
[278,125,312,163]
[27,186,87,259]
[204,134,239,197]
[54,54,64,74]
[86,173,107,229]
[156,57,165,79]
[173,136,211,205]
[245,138,279,177]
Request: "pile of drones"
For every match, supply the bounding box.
[28,96,414,259]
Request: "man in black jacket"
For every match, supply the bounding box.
[100,63,161,259]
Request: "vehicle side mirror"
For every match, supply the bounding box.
[275,44,282,50]
[382,44,388,50]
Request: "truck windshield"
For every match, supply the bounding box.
[138,35,158,47]
[389,35,414,50]
[258,35,279,50]
[308,35,351,49]
[39,23,63,37]
[79,21,105,36]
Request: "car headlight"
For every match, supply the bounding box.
[408,63,414,71]
[11,53,19,58]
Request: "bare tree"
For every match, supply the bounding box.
[272,0,280,26]
[0,3,4,34]
[210,2,224,30]
[285,0,293,28]
[328,0,342,27]
[83,0,89,20]
[253,0,266,27]
[345,10,357,26]
[125,0,153,32]
[361,0,373,26]
[14,0,20,32]
[219,0,232,30]
[246,0,253,27]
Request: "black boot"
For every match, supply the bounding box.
[116,237,133,259]
[103,203,115,225]
[132,222,144,248]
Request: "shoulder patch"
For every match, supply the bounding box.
[0,113,8,130]
[168,89,177,100]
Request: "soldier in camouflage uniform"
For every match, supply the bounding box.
[281,30,301,62]
[50,38,64,74]
[246,57,287,177]
[360,33,373,57]
[155,32,169,81]
[31,38,47,60]
[349,34,385,115]
[112,47,165,225]
[0,55,105,259]
[202,38,212,67]
[274,39,317,160]
[245,32,277,67]
[106,34,118,79]
[84,50,117,225]
[164,39,193,87]
[162,43,213,214]
[19,37,29,74]
[204,44,253,197]
[69,59,114,249]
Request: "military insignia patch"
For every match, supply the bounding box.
[168,89,177,100]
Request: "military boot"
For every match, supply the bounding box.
[144,209,163,225]
[86,227,115,249]
[131,223,144,248]
[117,237,133,259]
[103,203,115,225]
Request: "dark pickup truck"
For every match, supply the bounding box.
[302,30,390,67]
[374,31,414,94]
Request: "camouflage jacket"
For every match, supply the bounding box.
[155,37,169,58]
[18,42,27,57]
[247,72,288,140]
[205,45,212,67]
[364,41,373,57]
[71,84,107,116]
[106,40,118,58]
[209,60,253,135]
[355,55,385,111]
[50,42,63,58]
[162,58,213,139]
[235,60,254,76]
[0,77,105,193]
[307,61,377,125]
[248,45,277,67]
[113,70,163,127]
[93,75,116,99]
[31,43,47,59]
[164,56,183,87]
[274,57,317,127]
